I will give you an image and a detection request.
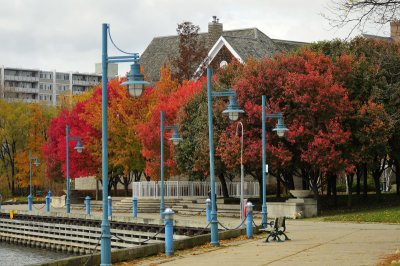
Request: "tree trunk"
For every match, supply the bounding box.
[96,180,99,201]
[356,165,361,195]
[310,174,320,214]
[276,177,281,199]
[372,156,386,197]
[134,171,142,182]
[113,176,119,196]
[332,174,337,207]
[287,175,294,190]
[218,172,229,198]
[363,164,368,197]
[124,178,129,196]
[346,173,354,208]
[327,173,332,197]
[373,174,381,196]
[302,176,308,190]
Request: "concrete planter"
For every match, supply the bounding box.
[51,195,66,208]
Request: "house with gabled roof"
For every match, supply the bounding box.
[140,16,307,82]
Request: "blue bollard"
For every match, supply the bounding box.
[85,196,91,215]
[246,201,254,239]
[205,198,211,222]
[28,194,33,212]
[132,197,138,218]
[162,208,174,256]
[108,196,112,217]
[45,195,50,213]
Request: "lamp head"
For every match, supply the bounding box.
[272,117,288,137]
[169,128,182,145]
[120,63,150,97]
[222,96,244,121]
[33,158,40,167]
[74,139,84,153]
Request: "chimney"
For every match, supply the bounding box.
[208,16,223,48]
[390,20,400,42]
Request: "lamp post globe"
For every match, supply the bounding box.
[121,63,147,97]
[74,140,84,153]
[272,118,288,138]
[222,96,244,121]
[169,129,182,146]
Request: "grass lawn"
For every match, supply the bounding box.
[321,207,400,223]
[3,196,44,203]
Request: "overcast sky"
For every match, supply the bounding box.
[0,0,390,75]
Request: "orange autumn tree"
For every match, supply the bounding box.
[15,104,56,193]
[79,78,150,194]
[136,78,204,179]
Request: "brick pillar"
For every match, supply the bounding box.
[208,16,223,48]
[390,21,400,42]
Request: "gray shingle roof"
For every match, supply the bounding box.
[140,28,305,82]
[362,33,393,42]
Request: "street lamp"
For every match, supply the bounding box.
[160,110,182,219]
[65,125,84,214]
[236,122,245,223]
[261,95,288,228]
[100,23,150,265]
[207,67,244,246]
[28,150,40,212]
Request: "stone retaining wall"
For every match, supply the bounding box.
[33,226,253,266]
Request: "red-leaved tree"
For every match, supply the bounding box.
[217,50,354,201]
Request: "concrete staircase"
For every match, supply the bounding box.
[72,197,246,217]
[113,197,243,217]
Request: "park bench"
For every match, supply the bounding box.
[262,217,290,242]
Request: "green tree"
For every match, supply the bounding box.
[310,38,400,198]
[174,81,235,197]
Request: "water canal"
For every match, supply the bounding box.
[0,242,70,266]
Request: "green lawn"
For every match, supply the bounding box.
[321,207,400,223]
[3,196,44,203]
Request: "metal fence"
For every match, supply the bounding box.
[132,181,260,198]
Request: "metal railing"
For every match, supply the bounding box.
[4,86,39,94]
[4,75,39,82]
[132,181,260,198]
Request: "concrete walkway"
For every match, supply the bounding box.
[2,204,400,265]
[142,220,399,266]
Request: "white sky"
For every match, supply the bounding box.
[0,0,390,75]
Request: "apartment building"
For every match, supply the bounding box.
[0,66,102,106]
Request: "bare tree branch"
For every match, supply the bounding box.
[326,0,400,37]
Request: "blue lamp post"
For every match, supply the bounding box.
[207,67,244,246]
[65,125,84,214]
[28,151,40,212]
[100,23,150,265]
[261,95,288,228]
[160,110,182,219]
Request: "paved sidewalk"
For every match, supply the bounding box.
[129,221,400,266]
[3,204,400,265]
